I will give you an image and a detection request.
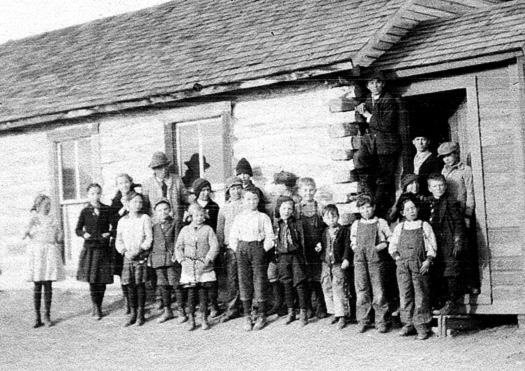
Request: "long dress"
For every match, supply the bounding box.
[26,215,66,282]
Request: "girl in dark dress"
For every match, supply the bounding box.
[110,173,140,314]
[75,183,114,320]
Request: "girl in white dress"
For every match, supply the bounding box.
[23,195,65,328]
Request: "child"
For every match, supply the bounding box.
[192,178,221,317]
[229,188,274,331]
[110,173,141,314]
[316,204,351,329]
[427,173,466,315]
[438,141,479,295]
[150,199,180,323]
[351,194,392,333]
[296,177,327,319]
[115,192,153,327]
[235,158,267,214]
[216,176,245,322]
[174,203,219,331]
[274,196,309,326]
[75,183,114,320]
[389,195,437,340]
[388,174,432,223]
[23,194,66,328]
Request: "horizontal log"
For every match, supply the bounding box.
[328,98,360,112]
[328,122,360,138]
[330,149,355,161]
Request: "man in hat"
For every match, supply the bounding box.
[182,153,211,189]
[142,151,189,223]
[356,70,401,217]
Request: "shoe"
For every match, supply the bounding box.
[33,315,44,329]
[201,314,210,331]
[137,311,146,326]
[43,313,53,327]
[156,300,164,311]
[432,301,457,316]
[336,317,346,330]
[95,306,103,321]
[357,323,367,333]
[416,331,430,340]
[210,306,221,319]
[299,309,308,327]
[124,310,137,327]
[157,309,174,324]
[398,325,416,336]
[187,314,196,331]
[253,315,266,331]
[316,307,328,319]
[306,308,314,320]
[329,315,338,325]
[285,308,296,325]
[243,316,253,332]
[177,308,188,324]
[377,324,388,334]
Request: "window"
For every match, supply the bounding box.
[58,137,93,201]
[176,117,227,189]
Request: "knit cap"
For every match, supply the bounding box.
[236,158,253,176]
[192,178,211,198]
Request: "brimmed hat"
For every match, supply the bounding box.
[149,151,170,169]
[184,153,210,169]
[401,174,419,191]
[154,198,171,210]
[236,158,253,176]
[273,171,298,188]
[437,142,459,157]
[411,126,431,139]
[225,176,243,191]
[192,178,211,198]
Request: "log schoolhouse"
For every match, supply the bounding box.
[0,0,523,322]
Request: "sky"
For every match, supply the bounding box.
[0,0,173,45]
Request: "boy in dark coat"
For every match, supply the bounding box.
[356,70,401,217]
[427,173,467,315]
[150,199,181,323]
[412,131,442,196]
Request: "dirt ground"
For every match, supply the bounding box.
[1,255,525,371]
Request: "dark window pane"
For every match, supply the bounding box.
[77,138,92,199]
[60,141,77,200]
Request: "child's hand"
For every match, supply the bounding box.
[419,260,431,275]
[315,242,322,253]
[83,232,91,240]
[341,259,350,270]
[375,242,388,251]
[101,232,110,239]
[464,217,471,229]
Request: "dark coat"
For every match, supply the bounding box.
[274,217,306,257]
[429,193,466,277]
[365,92,401,155]
[417,154,443,195]
[203,199,220,233]
[75,203,114,284]
[149,217,178,268]
[319,225,352,265]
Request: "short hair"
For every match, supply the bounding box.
[322,204,339,217]
[32,194,50,212]
[115,173,133,184]
[297,177,316,189]
[427,173,446,185]
[242,187,259,198]
[154,199,171,210]
[356,194,374,207]
[398,193,419,211]
[87,183,102,193]
[188,202,204,215]
[125,191,144,203]
[275,196,295,219]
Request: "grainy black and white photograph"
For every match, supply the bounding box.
[1,0,525,370]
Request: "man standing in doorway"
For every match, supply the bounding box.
[357,71,401,217]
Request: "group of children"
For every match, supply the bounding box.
[23,139,474,341]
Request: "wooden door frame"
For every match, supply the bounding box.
[400,75,492,306]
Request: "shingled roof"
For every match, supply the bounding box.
[0,0,406,126]
[373,0,525,72]
[0,0,507,128]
